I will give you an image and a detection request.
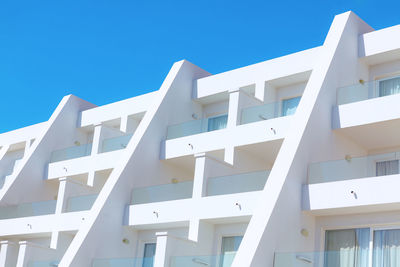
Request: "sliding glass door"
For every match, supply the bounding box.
[373,229,400,267]
[324,228,370,267]
[325,228,400,267]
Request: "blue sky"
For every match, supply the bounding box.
[0,0,399,133]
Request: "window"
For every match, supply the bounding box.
[376,160,399,176]
[207,114,228,132]
[142,243,156,267]
[324,228,370,267]
[378,76,400,97]
[324,228,400,267]
[281,96,301,116]
[220,236,243,267]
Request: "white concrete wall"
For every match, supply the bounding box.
[232,12,374,267]
[0,95,96,205]
[59,60,211,266]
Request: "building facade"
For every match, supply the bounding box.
[1,11,400,267]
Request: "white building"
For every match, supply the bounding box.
[0,11,400,267]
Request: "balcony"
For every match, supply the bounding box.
[131,181,193,205]
[304,151,400,215]
[29,260,60,267]
[49,143,92,163]
[207,170,269,196]
[166,114,227,140]
[66,194,98,212]
[170,253,236,267]
[0,200,57,220]
[0,194,97,220]
[92,257,150,267]
[240,98,299,125]
[129,171,268,228]
[130,170,269,205]
[100,134,132,153]
[337,77,400,105]
[333,79,400,150]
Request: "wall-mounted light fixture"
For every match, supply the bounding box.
[153,211,159,218]
[345,155,352,162]
[122,238,129,244]
[359,79,365,85]
[188,143,193,149]
[192,113,198,120]
[74,141,81,146]
[171,178,179,184]
[235,202,242,210]
[300,228,309,237]
[270,128,276,134]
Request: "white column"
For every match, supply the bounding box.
[91,124,103,155]
[255,80,266,102]
[51,177,70,249]
[192,153,210,198]
[227,88,241,129]
[153,232,174,267]
[225,88,245,165]
[23,140,31,157]
[16,242,29,267]
[0,241,17,267]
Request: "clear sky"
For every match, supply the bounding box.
[0,0,399,133]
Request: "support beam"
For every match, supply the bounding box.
[255,80,266,102]
[90,124,103,155]
[153,232,173,267]
[0,241,18,267]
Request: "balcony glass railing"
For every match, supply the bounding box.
[50,143,92,163]
[207,170,269,196]
[337,78,400,105]
[240,97,301,125]
[308,151,400,184]
[66,194,98,212]
[273,251,324,267]
[28,260,60,267]
[170,253,236,267]
[166,114,228,140]
[273,250,387,267]
[92,257,152,267]
[0,200,56,220]
[101,134,133,153]
[131,181,193,204]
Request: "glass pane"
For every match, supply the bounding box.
[207,115,228,132]
[220,236,243,267]
[240,102,280,124]
[143,243,156,267]
[379,77,400,97]
[101,134,133,153]
[66,194,98,212]
[131,181,193,204]
[324,228,370,267]
[376,160,399,176]
[282,96,301,116]
[373,229,400,267]
[207,170,269,196]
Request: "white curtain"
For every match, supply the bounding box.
[373,229,400,267]
[207,114,228,132]
[379,77,400,97]
[325,228,370,267]
[376,160,399,176]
